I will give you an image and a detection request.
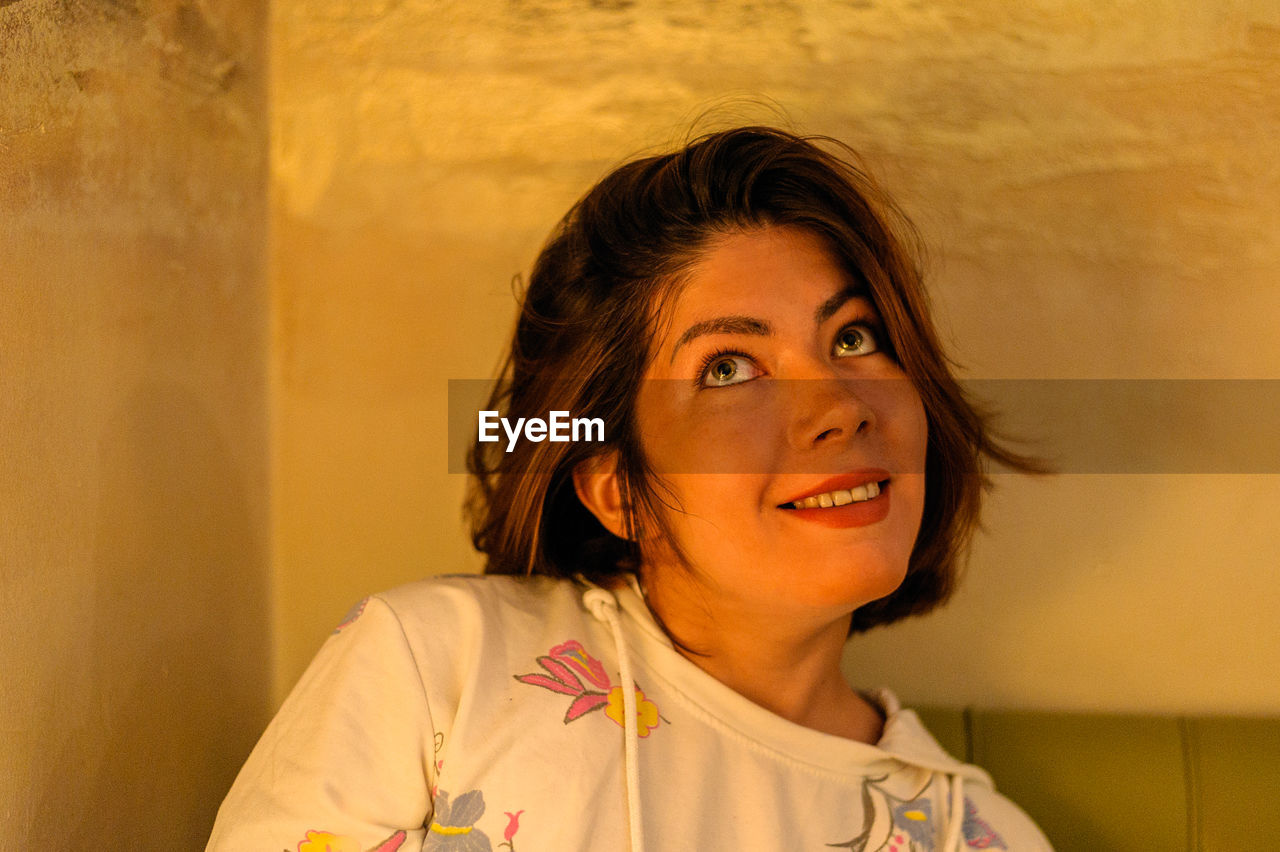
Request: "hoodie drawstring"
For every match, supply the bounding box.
[943,772,965,851]
[584,588,645,852]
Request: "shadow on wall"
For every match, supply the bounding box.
[33,381,268,847]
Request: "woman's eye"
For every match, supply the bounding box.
[833,323,880,358]
[700,354,760,388]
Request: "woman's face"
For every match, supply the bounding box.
[635,225,928,624]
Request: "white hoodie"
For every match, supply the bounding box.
[208,575,1052,852]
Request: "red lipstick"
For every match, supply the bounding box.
[778,469,892,529]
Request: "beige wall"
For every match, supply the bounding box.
[272,0,1280,714]
[6,2,1278,840]
[1,0,270,846]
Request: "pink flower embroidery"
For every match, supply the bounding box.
[514,646,610,721]
[515,639,664,733]
[498,809,524,849]
[504,810,523,841]
[549,640,611,689]
[371,833,407,852]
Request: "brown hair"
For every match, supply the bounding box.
[467,126,1037,633]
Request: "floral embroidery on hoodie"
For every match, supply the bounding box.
[332,598,369,634]
[961,798,1007,849]
[891,797,934,848]
[514,639,665,736]
[421,790,525,851]
[425,790,492,851]
[499,810,524,850]
[604,684,661,737]
[828,778,1007,851]
[294,828,405,852]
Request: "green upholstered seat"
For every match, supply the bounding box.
[914,708,1280,851]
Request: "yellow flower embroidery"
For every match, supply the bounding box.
[298,830,362,852]
[604,685,660,737]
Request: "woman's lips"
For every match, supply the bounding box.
[778,469,891,506]
[778,472,892,528]
[783,480,881,509]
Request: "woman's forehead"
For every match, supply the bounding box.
[655,227,868,338]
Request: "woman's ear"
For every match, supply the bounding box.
[573,451,628,539]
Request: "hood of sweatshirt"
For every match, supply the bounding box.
[581,577,993,852]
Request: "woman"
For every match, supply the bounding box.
[209,127,1051,851]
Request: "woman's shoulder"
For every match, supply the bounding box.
[357,573,597,655]
[319,574,601,718]
[373,572,584,621]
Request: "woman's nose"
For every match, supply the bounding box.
[784,377,876,451]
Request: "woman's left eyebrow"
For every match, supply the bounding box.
[669,284,867,365]
[669,316,771,363]
[814,284,865,326]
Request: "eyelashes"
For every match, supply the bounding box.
[696,348,760,388]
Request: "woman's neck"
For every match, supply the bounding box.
[640,570,885,744]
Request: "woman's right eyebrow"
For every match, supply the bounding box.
[669,316,772,364]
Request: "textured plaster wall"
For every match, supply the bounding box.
[272,1,1280,713]
[1,0,270,846]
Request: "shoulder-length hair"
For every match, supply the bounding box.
[467,126,1036,633]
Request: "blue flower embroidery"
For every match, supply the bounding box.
[962,797,1007,849]
[828,781,1010,851]
[425,789,493,851]
[892,797,934,849]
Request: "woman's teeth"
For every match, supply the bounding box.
[786,481,881,510]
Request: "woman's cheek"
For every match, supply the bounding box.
[644,393,784,475]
